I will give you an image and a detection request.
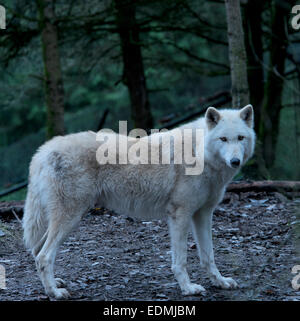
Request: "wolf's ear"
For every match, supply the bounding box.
[240,104,254,128]
[205,107,221,130]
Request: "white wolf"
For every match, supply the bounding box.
[23,105,255,299]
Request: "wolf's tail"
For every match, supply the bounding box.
[22,187,48,257]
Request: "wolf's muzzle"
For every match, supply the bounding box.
[230,158,240,168]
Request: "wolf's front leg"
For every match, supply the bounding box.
[192,208,238,289]
[168,212,206,296]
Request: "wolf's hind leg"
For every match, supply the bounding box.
[192,208,238,289]
[35,206,83,299]
[168,210,206,296]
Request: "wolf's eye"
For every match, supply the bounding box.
[238,135,244,141]
[220,137,227,142]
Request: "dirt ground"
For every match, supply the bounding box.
[0,191,299,301]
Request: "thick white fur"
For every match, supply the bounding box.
[23,105,255,299]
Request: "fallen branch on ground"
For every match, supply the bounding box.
[1,181,299,220]
[227,180,300,193]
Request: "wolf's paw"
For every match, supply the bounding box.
[50,287,70,300]
[182,283,206,296]
[213,276,238,289]
[55,278,66,288]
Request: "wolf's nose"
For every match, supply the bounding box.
[230,158,240,168]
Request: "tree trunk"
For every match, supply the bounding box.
[37,0,65,139]
[259,1,290,169]
[243,0,264,131]
[115,0,153,131]
[225,0,250,108]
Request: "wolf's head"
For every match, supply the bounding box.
[204,105,256,170]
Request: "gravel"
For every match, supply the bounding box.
[0,192,299,301]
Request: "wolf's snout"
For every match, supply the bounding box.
[230,158,240,168]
